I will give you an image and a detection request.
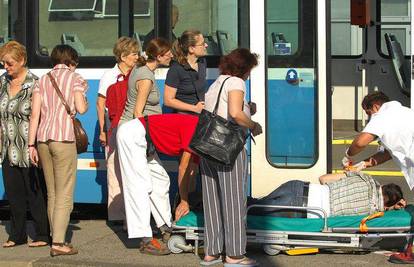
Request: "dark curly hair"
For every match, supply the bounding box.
[361,91,390,110]
[382,183,404,207]
[219,48,258,79]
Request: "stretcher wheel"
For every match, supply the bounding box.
[167,235,187,254]
[263,244,281,256]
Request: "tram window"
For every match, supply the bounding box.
[171,0,240,56]
[380,0,411,56]
[331,0,362,56]
[266,0,317,168]
[0,1,8,47]
[39,0,118,57]
[133,0,155,51]
[267,1,299,55]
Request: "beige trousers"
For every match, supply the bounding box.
[106,128,125,221]
[38,141,77,243]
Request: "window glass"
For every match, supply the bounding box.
[172,0,239,56]
[380,0,411,55]
[331,0,363,56]
[267,1,298,55]
[39,0,119,57]
[266,0,317,167]
[132,0,155,51]
[0,0,8,45]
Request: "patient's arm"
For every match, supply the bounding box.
[319,173,347,185]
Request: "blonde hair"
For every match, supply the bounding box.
[0,40,27,66]
[113,37,140,63]
[172,30,201,65]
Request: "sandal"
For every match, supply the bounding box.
[50,242,78,257]
[28,241,48,248]
[200,255,222,266]
[2,240,16,248]
[224,256,259,267]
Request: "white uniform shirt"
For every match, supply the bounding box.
[363,101,414,189]
[98,64,123,97]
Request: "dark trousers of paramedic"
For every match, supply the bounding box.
[200,149,247,257]
[2,157,49,244]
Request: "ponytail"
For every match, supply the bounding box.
[136,53,147,67]
[172,30,202,65]
[138,38,171,66]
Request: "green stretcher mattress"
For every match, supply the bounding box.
[175,208,414,232]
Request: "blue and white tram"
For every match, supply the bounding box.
[0,0,411,205]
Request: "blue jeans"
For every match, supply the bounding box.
[248,180,308,218]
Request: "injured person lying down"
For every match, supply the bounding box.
[248,171,406,218]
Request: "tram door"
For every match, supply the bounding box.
[249,0,328,197]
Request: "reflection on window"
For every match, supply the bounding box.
[331,0,362,56]
[380,0,411,55]
[267,1,298,55]
[133,1,155,51]
[266,0,317,168]
[172,0,239,56]
[39,0,119,57]
[0,0,9,46]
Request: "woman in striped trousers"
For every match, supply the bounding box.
[200,48,263,267]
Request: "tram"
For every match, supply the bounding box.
[0,0,411,203]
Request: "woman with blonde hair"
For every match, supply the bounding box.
[96,36,139,223]
[28,44,88,256]
[0,41,49,248]
[117,38,173,255]
[164,29,208,221]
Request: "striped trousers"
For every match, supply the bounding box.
[200,149,248,257]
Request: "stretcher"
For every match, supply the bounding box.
[167,205,414,255]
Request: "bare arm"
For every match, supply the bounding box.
[361,150,392,168]
[28,92,41,165]
[164,85,204,113]
[347,132,377,157]
[133,79,153,118]
[96,94,106,145]
[228,90,262,136]
[74,91,88,114]
[319,173,347,184]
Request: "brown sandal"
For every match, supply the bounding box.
[50,242,78,257]
[2,240,16,248]
[28,241,48,248]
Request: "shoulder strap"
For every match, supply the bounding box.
[47,72,71,116]
[213,76,232,114]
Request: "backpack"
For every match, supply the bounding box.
[105,71,130,138]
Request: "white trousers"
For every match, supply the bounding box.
[117,119,171,239]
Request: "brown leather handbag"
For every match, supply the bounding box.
[47,72,88,154]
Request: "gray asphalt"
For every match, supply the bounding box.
[0,219,404,267]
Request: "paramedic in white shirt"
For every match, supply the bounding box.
[342,91,414,190]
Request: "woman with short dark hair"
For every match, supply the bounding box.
[28,44,88,257]
[200,48,262,266]
[0,40,49,248]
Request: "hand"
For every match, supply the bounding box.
[194,101,205,114]
[248,101,257,115]
[251,122,262,136]
[99,132,107,147]
[341,156,352,169]
[29,147,39,167]
[174,201,190,221]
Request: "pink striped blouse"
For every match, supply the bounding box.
[33,64,88,142]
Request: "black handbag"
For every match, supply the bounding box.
[189,77,248,166]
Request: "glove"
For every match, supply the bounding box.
[342,156,352,168]
[352,161,367,172]
[342,148,352,168]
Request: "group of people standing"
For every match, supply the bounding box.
[0,41,87,256]
[0,29,262,266]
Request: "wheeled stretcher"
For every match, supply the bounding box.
[167,205,414,255]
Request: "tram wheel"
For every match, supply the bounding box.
[167,235,187,254]
[263,244,281,256]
